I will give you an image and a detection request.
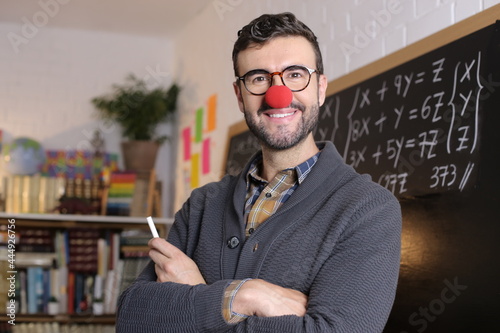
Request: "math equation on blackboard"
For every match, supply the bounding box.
[315,37,495,197]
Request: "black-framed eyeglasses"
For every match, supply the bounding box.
[236,65,317,96]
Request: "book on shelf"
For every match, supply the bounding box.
[21,174,40,213]
[26,266,44,314]
[118,229,152,295]
[0,248,11,309]
[72,274,84,314]
[39,176,66,213]
[104,259,124,314]
[68,229,99,273]
[17,228,55,253]
[3,175,65,214]
[18,270,27,314]
[67,271,75,315]
[119,255,150,296]
[120,229,152,246]
[105,172,137,216]
[100,169,159,217]
[16,252,56,267]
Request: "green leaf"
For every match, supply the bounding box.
[91,74,180,143]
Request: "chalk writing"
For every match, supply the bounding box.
[315,45,488,196]
[225,24,499,196]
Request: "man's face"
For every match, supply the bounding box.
[233,36,328,150]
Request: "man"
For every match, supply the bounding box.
[116,13,401,332]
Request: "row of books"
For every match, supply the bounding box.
[1,175,65,214]
[0,227,152,316]
[105,172,137,216]
[1,174,107,215]
[1,170,157,217]
[103,170,159,217]
[0,148,120,215]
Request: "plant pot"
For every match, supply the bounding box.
[48,301,59,315]
[121,141,160,171]
[93,302,104,315]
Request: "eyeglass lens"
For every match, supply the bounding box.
[244,66,313,95]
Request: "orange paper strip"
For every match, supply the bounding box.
[207,94,217,132]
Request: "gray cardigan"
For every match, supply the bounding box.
[116,141,401,333]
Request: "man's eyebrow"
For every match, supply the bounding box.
[241,68,270,75]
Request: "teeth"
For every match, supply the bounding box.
[269,112,295,118]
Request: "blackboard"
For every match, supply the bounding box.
[223,120,260,176]
[224,19,500,198]
[314,22,500,198]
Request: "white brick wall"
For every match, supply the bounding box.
[172,0,500,209]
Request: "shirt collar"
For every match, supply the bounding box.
[246,149,321,186]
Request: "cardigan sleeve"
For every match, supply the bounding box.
[116,261,235,332]
[116,194,238,333]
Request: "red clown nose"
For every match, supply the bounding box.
[265,85,293,109]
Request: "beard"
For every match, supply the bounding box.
[243,100,319,150]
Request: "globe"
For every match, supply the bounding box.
[2,137,46,175]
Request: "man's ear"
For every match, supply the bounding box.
[318,74,328,106]
[233,81,245,113]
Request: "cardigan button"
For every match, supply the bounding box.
[227,236,240,249]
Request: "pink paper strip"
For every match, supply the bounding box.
[182,127,191,161]
[202,138,210,174]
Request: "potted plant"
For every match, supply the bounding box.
[92,297,104,315]
[48,296,59,315]
[91,74,180,171]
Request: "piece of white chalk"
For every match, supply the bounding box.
[147,216,159,238]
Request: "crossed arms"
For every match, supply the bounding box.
[116,175,401,333]
[148,237,307,318]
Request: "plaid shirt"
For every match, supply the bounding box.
[222,151,320,322]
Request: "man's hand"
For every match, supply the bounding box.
[232,279,308,317]
[148,238,206,285]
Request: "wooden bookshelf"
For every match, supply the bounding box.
[0,213,172,235]
[0,213,173,329]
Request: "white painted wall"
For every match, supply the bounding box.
[172,0,500,211]
[0,22,176,215]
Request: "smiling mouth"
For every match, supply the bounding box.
[267,111,296,118]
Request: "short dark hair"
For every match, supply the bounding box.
[232,12,324,77]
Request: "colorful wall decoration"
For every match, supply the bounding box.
[181,93,218,190]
